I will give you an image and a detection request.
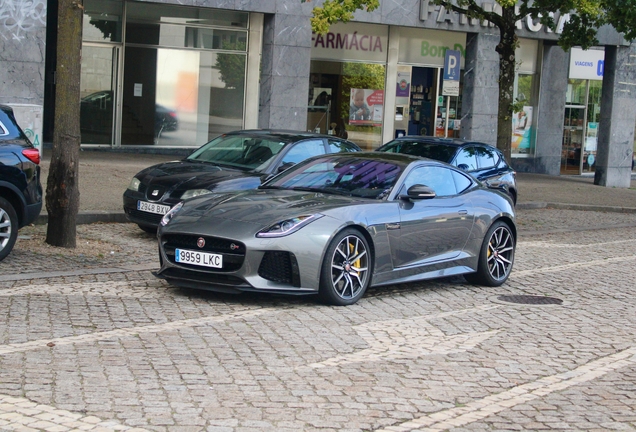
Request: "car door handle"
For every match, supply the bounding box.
[386,223,401,230]
[458,210,468,215]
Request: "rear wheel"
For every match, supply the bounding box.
[465,221,515,286]
[319,229,372,306]
[0,197,19,261]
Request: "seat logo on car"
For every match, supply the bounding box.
[197,237,205,248]
[151,189,160,197]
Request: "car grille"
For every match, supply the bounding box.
[258,251,300,287]
[163,234,245,272]
[125,207,163,225]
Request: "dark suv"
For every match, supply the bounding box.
[0,104,43,261]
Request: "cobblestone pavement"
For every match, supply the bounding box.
[1,209,636,431]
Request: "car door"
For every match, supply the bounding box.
[391,164,475,268]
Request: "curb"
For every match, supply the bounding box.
[516,202,636,213]
[31,202,636,226]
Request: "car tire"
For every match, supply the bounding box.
[464,220,515,286]
[0,197,19,262]
[138,224,157,234]
[318,228,372,306]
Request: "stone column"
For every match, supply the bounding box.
[259,9,312,131]
[459,32,499,145]
[533,44,568,175]
[594,45,636,187]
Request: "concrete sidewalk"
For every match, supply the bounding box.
[36,149,636,224]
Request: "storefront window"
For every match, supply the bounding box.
[81,1,249,147]
[83,0,123,43]
[511,74,536,157]
[309,61,386,150]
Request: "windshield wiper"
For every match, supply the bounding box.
[289,187,324,193]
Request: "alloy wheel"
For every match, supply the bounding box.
[330,234,369,300]
[487,226,514,281]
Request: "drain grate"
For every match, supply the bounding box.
[496,295,563,305]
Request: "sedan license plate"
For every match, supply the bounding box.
[175,248,223,268]
[137,200,170,215]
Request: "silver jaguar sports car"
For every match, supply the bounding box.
[155,152,516,305]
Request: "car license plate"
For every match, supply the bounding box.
[175,248,223,268]
[137,200,170,215]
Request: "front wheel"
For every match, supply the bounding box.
[0,197,19,261]
[465,221,515,286]
[319,228,372,306]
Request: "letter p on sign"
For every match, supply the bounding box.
[443,49,461,81]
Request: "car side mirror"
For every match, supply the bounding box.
[400,184,436,200]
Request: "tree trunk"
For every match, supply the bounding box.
[45,0,83,248]
[495,6,517,165]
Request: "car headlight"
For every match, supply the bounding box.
[256,214,323,238]
[180,189,213,200]
[160,201,184,226]
[128,177,141,191]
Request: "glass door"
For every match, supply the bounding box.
[80,45,119,145]
[561,105,586,174]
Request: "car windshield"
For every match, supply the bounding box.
[263,155,404,199]
[379,141,456,163]
[187,134,286,171]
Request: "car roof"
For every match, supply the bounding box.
[224,129,349,142]
[388,136,497,149]
[324,151,441,167]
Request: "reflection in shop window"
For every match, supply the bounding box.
[308,61,385,152]
[511,74,536,157]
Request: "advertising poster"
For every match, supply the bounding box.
[511,106,533,152]
[396,72,411,105]
[349,88,384,126]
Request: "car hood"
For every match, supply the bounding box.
[135,160,262,192]
[168,189,366,228]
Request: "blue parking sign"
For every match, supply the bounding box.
[443,49,461,81]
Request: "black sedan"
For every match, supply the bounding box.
[123,130,361,232]
[376,137,517,204]
[156,152,516,306]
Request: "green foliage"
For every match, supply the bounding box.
[310,0,379,35]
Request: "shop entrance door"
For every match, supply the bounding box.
[394,66,462,139]
[561,105,586,174]
[80,45,120,145]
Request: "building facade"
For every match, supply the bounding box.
[1,0,635,186]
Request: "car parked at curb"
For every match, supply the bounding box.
[0,104,43,261]
[376,137,518,205]
[123,129,361,233]
[155,152,516,306]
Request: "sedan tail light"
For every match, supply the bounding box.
[22,148,40,165]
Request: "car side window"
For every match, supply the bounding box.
[281,139,326,165]
[402,165,457,197]
[452,170,473,193]
[475,146,497,169]
[328,139,358,153]
[454,148,478,171]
